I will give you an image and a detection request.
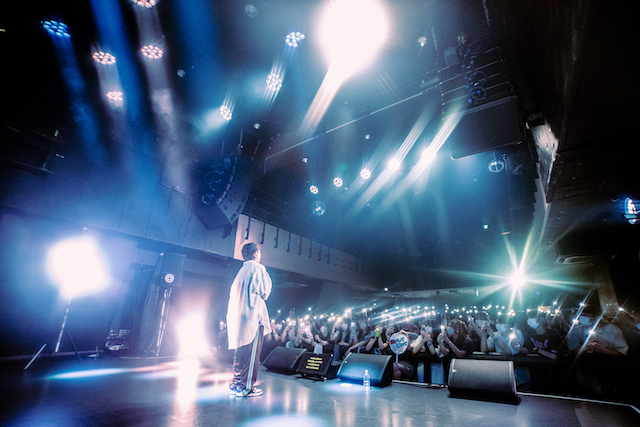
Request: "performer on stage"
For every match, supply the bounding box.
[226,243,272,397]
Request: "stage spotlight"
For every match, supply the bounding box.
[488,158,505,173]
[285,31,305,47]
[624,197,638,224]
[219,105,232,121]
[177,313,210,358]
[360,168,371,180]
[106,91,123,101]
[245,4,258,17]
[92,51,116,65]
[47,236,108,299]
[422,148,436,163]
[388,158,401,171]
[319,0,388,78]
[134,0,157,8]
[312,200,326,216]
[42,20,71,38]
[141,45,163,59]
[266,73,283,91]
[333,177,343,187]
[510,270,526,290]
[310,185,319,195]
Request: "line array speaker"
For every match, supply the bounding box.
[195,156,253,229]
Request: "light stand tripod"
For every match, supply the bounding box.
[24,297,81,370]
[143,285,176,358]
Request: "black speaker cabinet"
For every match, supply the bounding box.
[448,96,522,159]
[195,156,253,230]
[447,358,518,404]
[296,353,339,380]
[337,353,394,387]
[157,252,186,287]
[262,347,307,374]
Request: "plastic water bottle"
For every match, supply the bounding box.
[363,369,370,390]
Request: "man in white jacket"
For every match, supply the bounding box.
[226,243,272,397]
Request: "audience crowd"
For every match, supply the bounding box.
[214,302,640,402]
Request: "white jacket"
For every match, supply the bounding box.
[226,260,272,350]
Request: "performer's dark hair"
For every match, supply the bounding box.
[241,242,260,261]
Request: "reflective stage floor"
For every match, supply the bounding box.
[1,355,639,427]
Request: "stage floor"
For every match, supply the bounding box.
[1,355,639,427]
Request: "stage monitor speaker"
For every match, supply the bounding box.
[336,353,393,387]
[296,353,339,380]
[262,347,307,374]
[447,358,518,404]
[157,252,186,287]
[448,96,522,159]
[195,156,253,230]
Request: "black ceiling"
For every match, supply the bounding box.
[3,0,639,287]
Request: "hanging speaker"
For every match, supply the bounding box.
[447,358,518,404]
[336,353,394,387]
[448,96,522,159]
[262,347,307,374]
[157,252,186,287]
[195,156,253,229]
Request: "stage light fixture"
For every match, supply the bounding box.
[388,158,401,171]
[285,31,305,47]
[92,51,116,65]
[42,20,71,38]
[310,185,319,195]
[134,0,157,8]
[266,73,283,91]
[333,177,343,187]
[510,270,526,290]
[219,105,232,121]
[177,313,210,358]
[312,200,326,216]
[488,158,505,173]
[319,0,388,78]
[106,91,123,101]
[360,168,371,180]
[624,197,638,224]
[47,237,108,299]
[141,45,163,59]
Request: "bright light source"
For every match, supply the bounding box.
[106,91,123,101]
[310,185,319,194]
[333,177,343,187]
[360,168,371,180]
[42,20,71,38]
[177,313,211,358]
[47,237,108,299]
[92,51,116,65]
[134,0,157,8]
[422,148,436,163]
[388,158,401,171]
[624,197,638,224]
[266,73,283,91]
[141,45,163,59]
[510,270,526,290]
[319,0,388,78]
[285,31,305,47]
[219,105,232,121]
